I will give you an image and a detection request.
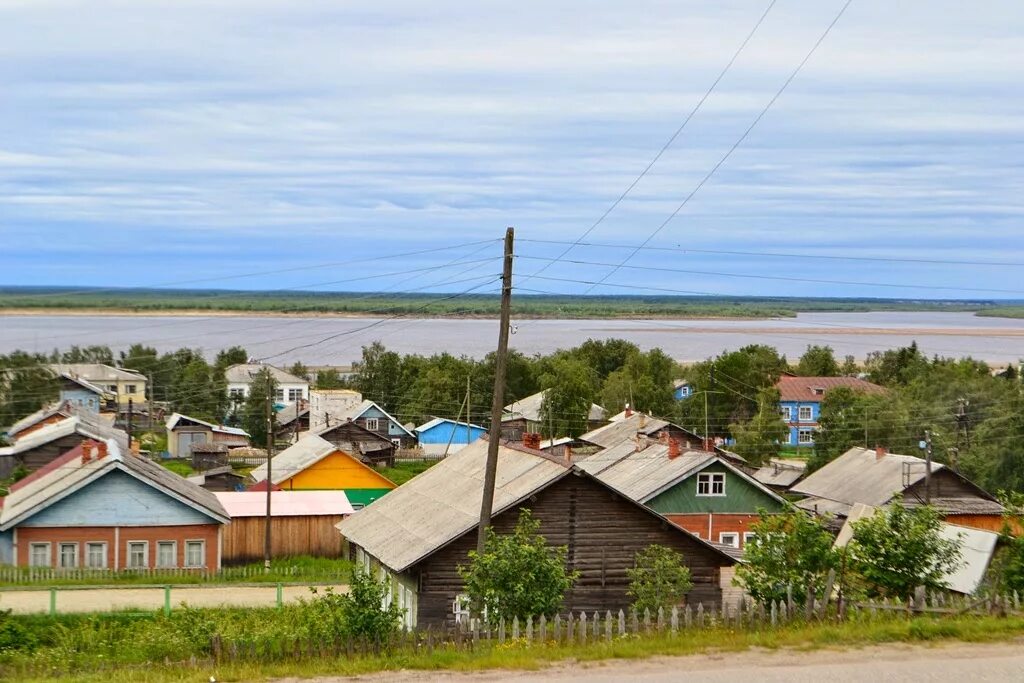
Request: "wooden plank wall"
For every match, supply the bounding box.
[221,515,345,564]
[415,472,730,628]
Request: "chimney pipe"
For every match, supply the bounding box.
[875,445,887,460]
[523,432,541,450]
[564,445,572,464]
[668,439,680,459]
[624,403,633,418]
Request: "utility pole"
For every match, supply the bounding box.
[707,365,715,440]
[466,374,471,445]
[477,227,515,554]
[264,383,275,572]
[127,398,133,451]
[923,429,933,505]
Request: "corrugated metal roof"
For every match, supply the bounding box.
[579,413,673,449]
[216,490,354,517]
[4,401,79,437]
[165,412,249,437]
[248,435,338,485]
[791,447,945,507]
[502,391,605,424]
[337,440,570,572]
[224,363,308,385]
[752,459,807,488]
[333,400,415,438]
[0,439,228,529]
[51,363,146,382]
[0,415,128,457]
[775,376,886,403]
[415,417,486,433]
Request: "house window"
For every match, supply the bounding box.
[743,532,757,547]
[798,406,813,421]
[718,532,739,548]
[780,406,792,421]
[86,542,107,569]
[696,472,726,496]
[185,540,205,568]
[229,388,245,400]
[29,543,51,567]
[288,388,303,402]
[365,418,380,431]
[798,428,815,445]
[274,389,285,402]
[127,541,148,568]
[125,384,136,394]
[108,384,118,393]
[391,438,402,447]
[59,543,78,569]
[157,541,177,568]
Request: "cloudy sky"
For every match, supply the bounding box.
[1,0,1023,299]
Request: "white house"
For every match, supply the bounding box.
[224,364,309,405]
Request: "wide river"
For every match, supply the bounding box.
[0,311,1021,365]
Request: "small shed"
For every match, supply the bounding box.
[190,443,230,472]
[165,413,250,459]
[216,490,354,564]
[414,418,486,456]
[186,465,245,492]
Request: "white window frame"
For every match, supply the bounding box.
[157,541,177,568]
[184,540,205,568]
[125,384,136,394]
[798,405,813,421]
[780,406,792,421]
[29,542,51,567]
[229,388,245,400]
[86,542,108,569]
[718,532,739,548]
[58,542,79,569]
[274,389,285,402]
[696,472,726,497]
[288,388,303,402]
[798,428,815,445]
[127,541,149,569]
[391,438,401,447]
[743,532,757,547]
[365,417,380,431]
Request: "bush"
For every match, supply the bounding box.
[459,509,579,623]
[336,569,403,641]
[626,545,692,615]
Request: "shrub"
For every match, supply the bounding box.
[459,509,579,623]
[626,545,692,615]
[337,569,403,641]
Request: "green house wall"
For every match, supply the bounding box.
[646,464,783,514]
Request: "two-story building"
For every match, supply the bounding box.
[51,364,146,408]
[776,376,886,447]
[225,364,310,406]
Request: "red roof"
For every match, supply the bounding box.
[247,479,282,492]
[0,439,100,508]
[775,376,886,402]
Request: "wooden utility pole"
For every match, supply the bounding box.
[923,429,933,505]
[477,227,515,554]
[126,398,133,451]
[264,383,275,571]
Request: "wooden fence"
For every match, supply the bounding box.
[208,589,1024,664]
[0,564,338,586]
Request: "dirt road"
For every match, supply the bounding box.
[303,642,1024,683]
[0,583,347,614]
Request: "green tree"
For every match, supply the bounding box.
[287,361,310,380]
[796,345,840,376]
[171,359,227,422]
[840,355,859,376]
[315,368,350,390]
[60,345,114,364]
[735,508,839,606]
[847,499,962,600]
[119,344,160,378]
[242,368,278,447]
[864,341,928,386]
[600,348,676,417]
[808,388,909,472]
[0,352,58,427]
[538,357,597,438]
[729,388,788,466]
[338,568,404,640]
[215,346,249,370]
[354,342,405,414]
[626,544,693,615]
[459,509,579,622]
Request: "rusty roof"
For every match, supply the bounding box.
[775,376,886,402]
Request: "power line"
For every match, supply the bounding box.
[520,0,780,285]
[581,0,856,294]
[518,239,1024,268]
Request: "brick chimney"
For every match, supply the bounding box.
[875,445,887,460]
[702,437,715,452]
[523,432,542,450]
[668,439,680,459]
[635,433,650,452]
[624,403,633,418]
[564,445,573,464]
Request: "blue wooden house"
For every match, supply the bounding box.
[673,379,694,401]
[335,400,417,448]
[57,373,109,413]
[414,418,486,456]
[776,376,886,447]
[0,439,228,569]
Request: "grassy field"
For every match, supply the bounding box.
[4,612,1023,682]
[0,287,1019,319]
[380,460,438,485]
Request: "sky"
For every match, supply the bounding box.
[1,0,1023,300]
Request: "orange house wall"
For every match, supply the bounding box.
[666,513,764,548]
[15,525,220,570]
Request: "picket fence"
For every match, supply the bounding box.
[0,564,325,586]
[208,588,1024,664]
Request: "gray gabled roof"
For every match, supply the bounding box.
[51,363,146,383]
[335,400,415,438]
[791,447,945,508]
[579,412,682,449]
[502,390,605,424]
[225,363,309,385]
[165,412,249,437]
[4,401,80,438]
[0,415,128,457]
[248,435,339,485]
[0,440,228,529]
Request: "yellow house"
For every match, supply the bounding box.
[248,435,396,508]
[50,364,148,408]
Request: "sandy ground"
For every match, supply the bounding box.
[296,641,1024,683]
[0,583,348,614]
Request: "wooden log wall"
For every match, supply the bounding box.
[221,515,345,564]
[414,472,730,628]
